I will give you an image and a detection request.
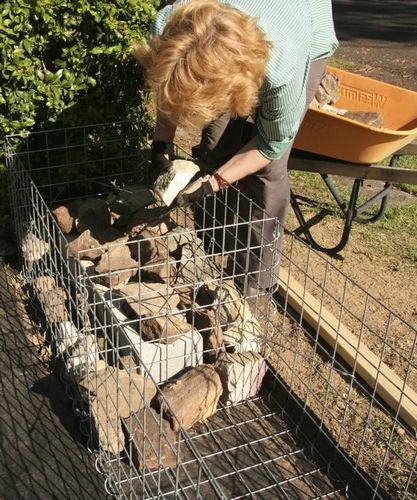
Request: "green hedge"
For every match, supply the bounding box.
[0,0,160,223]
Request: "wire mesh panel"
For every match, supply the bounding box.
[5,122,417,500]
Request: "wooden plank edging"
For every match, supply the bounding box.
[278,267,417,431]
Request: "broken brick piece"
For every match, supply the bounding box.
[95,245,138,287]
[141,312,191,344]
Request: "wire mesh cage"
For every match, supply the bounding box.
[5,121,417,499]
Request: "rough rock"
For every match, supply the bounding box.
[129,228,169,265]
[141,312,191,344]
[118,354,141,374]
[222,317,263,353]
[314,72,340,106]
[177,244,219,285]
[38,287,68,322]
[52,205,74,234]
[79,366,157,417]
[90,396,125,455]
[157,365,223,432]
[166,227,196,254]
[344,110,384,127]
[67,230,103,260]
[124,408,177,470]
[144,222,171,236]
[174,280,194,310]
[95,245,138,287]
[127,207,172,234]
[76,198,112,233]
[192,309,224,362]
[52,200,83,234]
[142,256,177,284]
[120,282,180,316]
[21,231,49,262]
[197,280,243,324]
[215,351,267,405]
[153,159,200,206]
[68,228,128,260]
[198,280,263,352]
[34,276,55,293]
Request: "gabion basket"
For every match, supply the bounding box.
[5,121,417,499]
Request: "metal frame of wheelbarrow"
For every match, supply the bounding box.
[288,140,417,255]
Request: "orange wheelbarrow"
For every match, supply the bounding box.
[288,66,417,254]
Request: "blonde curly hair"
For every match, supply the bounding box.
[133,0,272,128]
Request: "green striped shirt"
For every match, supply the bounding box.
[151,0,338,160]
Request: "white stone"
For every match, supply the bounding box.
[69,334,101,379]
[21,231,49,262]
[215,351,267,405]
[153,159,200,206]
[55,321,80,353]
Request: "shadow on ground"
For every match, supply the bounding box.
[0,263,107,500]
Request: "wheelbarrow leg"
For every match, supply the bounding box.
[352,154,398,223]
[354,181,392,223]
[321,174,348,212]
[290,178,362,255]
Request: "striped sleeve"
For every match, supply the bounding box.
[149,5,174,36]
[256,82,307,160]
[150,1,190,37]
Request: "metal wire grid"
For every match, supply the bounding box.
[274,238,417,500]
[5,121,417,499]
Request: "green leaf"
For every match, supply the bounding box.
[22,39,32,54]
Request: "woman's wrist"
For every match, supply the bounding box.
[209,172,230,192]
[208,175,220,192]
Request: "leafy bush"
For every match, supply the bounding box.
[0,0,160,223]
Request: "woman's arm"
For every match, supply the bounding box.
[210,136,270,191]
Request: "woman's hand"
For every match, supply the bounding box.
[176,174,217,207]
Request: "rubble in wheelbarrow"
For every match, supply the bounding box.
[312,71,384,127]
[40,178,270,469]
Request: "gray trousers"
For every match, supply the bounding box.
[194,59,327,289]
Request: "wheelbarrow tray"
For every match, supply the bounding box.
[294,66,417,164]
